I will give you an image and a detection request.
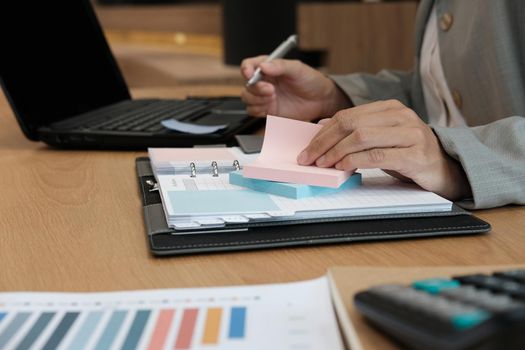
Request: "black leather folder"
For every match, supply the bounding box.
[136,157,491,256]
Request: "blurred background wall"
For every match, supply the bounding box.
[93,0,418,88]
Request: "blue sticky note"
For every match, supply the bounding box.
[229,171,362,199]
[167,190,279,215]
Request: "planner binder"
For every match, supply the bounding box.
[168,159,241,177]
[136,157,491,256]
[148,147,251,176]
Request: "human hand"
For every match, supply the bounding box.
[240,56,350,121]
[297,100,471,200]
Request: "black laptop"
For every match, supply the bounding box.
[0,0,262,149]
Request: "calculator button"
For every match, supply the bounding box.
[454,274,525,300]
[454,274,500,288]
[413,278,460,294]
[451,310,490,330]
[499,282,525,300]
[494,270,525,284]
[366,285,489,331]
[442,286,522,312]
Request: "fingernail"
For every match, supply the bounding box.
[316,155,326,167]
[297,151,308,164]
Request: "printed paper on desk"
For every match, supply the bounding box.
[243,115,352,188]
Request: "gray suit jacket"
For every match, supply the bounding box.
[331,0,525,209]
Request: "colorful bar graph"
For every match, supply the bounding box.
[67,311,104,350]
[147,309,175,350]
[228,307,246,339]
[42,312,79,350]
[202,308,222,345]
[0,313,31,349]
[94,310,127,350]
[16,312,55,350]
[175,308,198,349]
[121,310,151,349]
[0,302,250,349]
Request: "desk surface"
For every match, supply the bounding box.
[1,85,525,346]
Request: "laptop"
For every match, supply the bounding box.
[0,0,262,149]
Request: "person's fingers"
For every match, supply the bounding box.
[258,59,304,79]
[317,118,330,125]
[348,99,407,114]
[246,105,269,117]
[245,81,275,97]
[241,88,275,106]
[312,100,415,143]
[315,126,423,168]
[297,108,408,165]
[240,55,268,79]
[334,148,408,172]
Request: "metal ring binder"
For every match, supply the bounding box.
[136,157,491,256]
[182,160,241,177]
[190,162,197,177]
[145,179,159,192]
[211,161,219,177]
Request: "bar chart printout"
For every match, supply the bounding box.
[0,277,343,350]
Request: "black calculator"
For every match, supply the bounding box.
[354,269,525,350]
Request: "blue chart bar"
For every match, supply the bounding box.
[94,310,127,350]
[16,312,55,350]
[67,311,104,350]
[228,307,246,339]
[42,312,79,350]
[121,310,151,350]
[0,313,31,349]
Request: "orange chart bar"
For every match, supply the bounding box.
[202,308,222,345]
[175,308,198,349]
[147,309,175,350]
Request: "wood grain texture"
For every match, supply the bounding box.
[0,85,524,297]
[94,4,222,35]
[298,2,418,74]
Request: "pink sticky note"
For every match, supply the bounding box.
[243,116,352,188]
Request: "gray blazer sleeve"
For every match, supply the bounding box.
[433,116,525,209]
[331,70,414,107]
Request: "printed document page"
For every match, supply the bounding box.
[0,277,343,350]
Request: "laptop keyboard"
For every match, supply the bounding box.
[51,99,223,133]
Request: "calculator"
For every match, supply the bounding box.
[354,269,525,350]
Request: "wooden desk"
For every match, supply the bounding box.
[1,86,524,347]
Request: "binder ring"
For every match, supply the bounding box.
[211,161,219,177]
[190,162,197,177]
[233,160,240,171]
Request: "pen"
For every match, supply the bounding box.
[246,34,299,87]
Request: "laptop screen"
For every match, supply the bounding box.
[0,0,131,140]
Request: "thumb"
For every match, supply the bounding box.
[259,59,302,79]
